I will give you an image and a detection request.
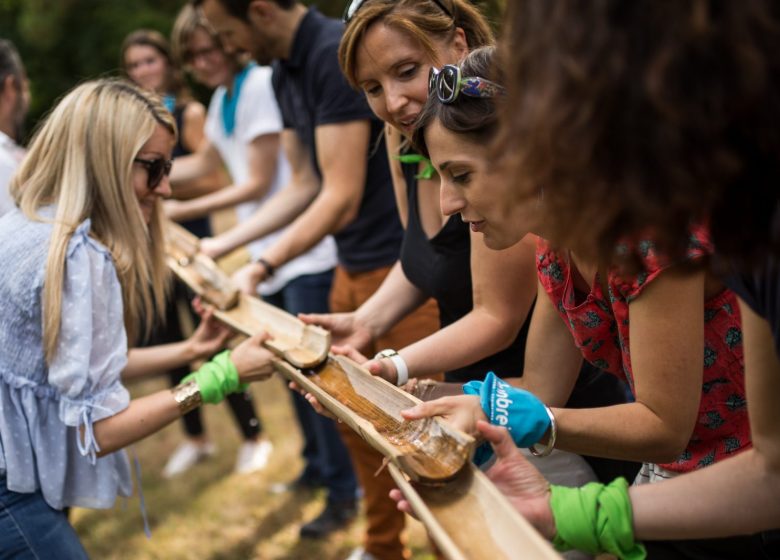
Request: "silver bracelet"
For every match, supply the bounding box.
[373,349,409,386]
[529,405,557,457]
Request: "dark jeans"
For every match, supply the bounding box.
[264,269,358,503]
[145,280,261,440]
[0,478,88,559]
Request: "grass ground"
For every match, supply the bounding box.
[73,375,436,560]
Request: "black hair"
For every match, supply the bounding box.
[0,39,24,91]
[191,0,296,21]
[413,46,501,157]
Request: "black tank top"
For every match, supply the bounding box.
[173,105,211,238]
[398,160,531,382]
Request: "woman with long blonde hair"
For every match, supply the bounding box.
[0,79,274,557]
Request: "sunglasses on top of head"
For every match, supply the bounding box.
[343,0,452,23]
[134,157,173,190]
[428,64,505,104]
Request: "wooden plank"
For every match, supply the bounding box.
[272,356,474,484]
[164,221,329,368]
[388,463,560,560]
[163,219,559,557]
[165,222,239,311]
[214,294,330,369]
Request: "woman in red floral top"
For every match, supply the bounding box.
[535,229,749,476]
[403,68,751,484]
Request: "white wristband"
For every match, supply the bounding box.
[374,349,409,386]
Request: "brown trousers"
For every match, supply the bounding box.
[330,264,440,560]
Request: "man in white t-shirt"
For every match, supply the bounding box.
[169,10,356,523]
[0,40,29,217]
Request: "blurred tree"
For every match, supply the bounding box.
[0,0,504,141]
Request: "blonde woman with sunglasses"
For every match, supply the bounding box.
[0,79,275,557]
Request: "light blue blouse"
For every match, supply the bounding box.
[0,208,133,510]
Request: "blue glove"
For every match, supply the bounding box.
[463,372,551,465]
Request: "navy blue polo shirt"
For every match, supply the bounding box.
[271,8,403,273]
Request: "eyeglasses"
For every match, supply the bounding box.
[343,0,452,23]
[134,157,173,190]
[183,45,220,65]
[428,65,505,104]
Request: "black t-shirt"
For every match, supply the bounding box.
[271,8,402,272]
[172,105,211,238]
[399,160,531,382]
[724,256,780,357]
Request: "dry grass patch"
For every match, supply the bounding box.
[74,375,436,560]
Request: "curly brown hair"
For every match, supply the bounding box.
[497,0,780,266]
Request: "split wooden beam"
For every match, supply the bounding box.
[163,221,560,559]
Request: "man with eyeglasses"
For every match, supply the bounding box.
[0,40,29,217]
[191,0,439,543]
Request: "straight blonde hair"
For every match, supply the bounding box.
[10,79,176,361]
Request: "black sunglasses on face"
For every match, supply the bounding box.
[428,64,505,104]
[134,157,173,190]
[343,0,452,23]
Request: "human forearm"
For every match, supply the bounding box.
[261,187,357,268]
[171,168,227,200]
[170,150,215,185]
[208,179,317,258]
[93,390,182,456]
[124,342,198,380]
[168,179,269,222]
[399,307,520,379]
[631,448,780,539]
[512,282,585,405]
[552,402,690,464]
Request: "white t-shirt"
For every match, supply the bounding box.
[0,131,24,217]
[205,65,336,295]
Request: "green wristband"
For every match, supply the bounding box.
[550,478,646,560]
[182,350,247,404]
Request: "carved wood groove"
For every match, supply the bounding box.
[163,221,560,559]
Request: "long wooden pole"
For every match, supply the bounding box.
[164,222,560,559]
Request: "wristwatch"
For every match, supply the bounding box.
[374,349,409,386]
[256,257,276,277]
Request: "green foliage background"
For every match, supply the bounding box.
[0,0,504,141]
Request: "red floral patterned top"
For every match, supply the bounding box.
[536,230,750,473]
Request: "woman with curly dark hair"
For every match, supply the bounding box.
[458,1,780,557]
[399,43,761,558]
[392,2,780,558]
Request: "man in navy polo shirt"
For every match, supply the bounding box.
[194,0,439,548]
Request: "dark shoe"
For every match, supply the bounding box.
[269,472,323,495]
[290,472,323,492]
[299,499,357,538]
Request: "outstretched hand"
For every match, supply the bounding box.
[231,262,267,295]
[480,421,556,539]
[298,312,373,349]
[399,394,487,438]
[231,332,277,382]
[199,236,229,260]
[188,299,233,359]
